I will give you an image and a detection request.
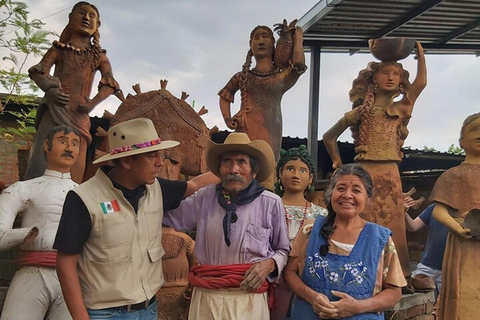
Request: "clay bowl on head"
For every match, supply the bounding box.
[464,208,480,239]
[368,37,416,61]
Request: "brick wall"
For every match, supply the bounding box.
[0,141,19,186]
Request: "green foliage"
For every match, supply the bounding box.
[0,107,36,148]
[447,144,464,155]
[0,0,55,106]
[422,145,437,152]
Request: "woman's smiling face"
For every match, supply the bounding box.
[331,174,368,219]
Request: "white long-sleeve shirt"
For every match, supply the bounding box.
[0,170,77,251]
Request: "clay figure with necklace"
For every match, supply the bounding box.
[26,2,122,183]
[218,21,306,189]
[275,145,327,243]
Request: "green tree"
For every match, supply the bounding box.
[0,0,55,107]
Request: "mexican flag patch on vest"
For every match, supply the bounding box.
[100,200,120,214]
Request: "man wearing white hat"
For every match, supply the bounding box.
[163,132,290,320]
[53,118,217,320]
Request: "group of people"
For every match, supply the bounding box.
[0,1,478,319]
[0,117,408,320]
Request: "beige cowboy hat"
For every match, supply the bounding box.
[206,132,274,182]
[93,118,179,164]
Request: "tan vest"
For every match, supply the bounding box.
[74,169,165,309]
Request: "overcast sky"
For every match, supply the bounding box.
[7,0,480,152]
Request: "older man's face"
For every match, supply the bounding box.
[219,151,256,194]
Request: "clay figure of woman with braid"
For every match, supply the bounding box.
[322,42,426,279]
[218,22,306,189]
[26,1,121,183]
[272,145,328,319]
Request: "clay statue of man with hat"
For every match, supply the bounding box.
[53,118,218,320]
[163,132,290,320]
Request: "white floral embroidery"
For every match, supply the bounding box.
[355,275,363,284]
[329,272,339,282]
[306,255,367,286]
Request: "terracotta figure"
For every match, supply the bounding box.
[430,112,480,320]
[156,227,197,320]
[0,125,80,320]
[272,145,327,319]
[108,81,211,177]
[275,145,328,243]
[26,1,121,183]
[153,138,197,320]
[322,41,426,278]
[218,20,306,189]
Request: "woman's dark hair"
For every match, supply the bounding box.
[274,145,315,196]
[320,163,373,241]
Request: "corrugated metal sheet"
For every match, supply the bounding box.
[299,0,480,55]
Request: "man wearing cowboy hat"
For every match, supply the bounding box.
[163,132,290,320]
[53,118,218,320]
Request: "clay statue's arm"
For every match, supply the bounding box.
[28,48,70,107]
[184,171,220,199]
[291,26,306,72]
[57,252,89,320]
[218,73,240,130]
[432,203,471,238]
[406,42,426,105]
[79,54,119,114]
[219,97,237,130]
[322,117,349,169]
[0,184,38,250]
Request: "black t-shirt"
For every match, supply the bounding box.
[53,176,187,254]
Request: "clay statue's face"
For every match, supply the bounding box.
[460,117,480,155]
[44,131,80,173]
[280,158,312,195]
[251,28,274,60]
[219,151,256,195]
[331,175,368,219]
[69,4,99,36]
[374,64,402,92]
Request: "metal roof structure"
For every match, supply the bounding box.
[299,0,480,55]
[297,0,480,173]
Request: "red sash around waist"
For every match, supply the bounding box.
[17,251,57,268]
[189,263,276,308]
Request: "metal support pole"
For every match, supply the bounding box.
[307,45,321,176]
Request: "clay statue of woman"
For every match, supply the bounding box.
[275,145,328,243]
[218,22,306,189]
[430,112,480,320]
[272,145,327,319]
[26,1,121,183]
[322,42,426,279]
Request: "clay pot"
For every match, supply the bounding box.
[464,208,480,239]
[368,37,416,61]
